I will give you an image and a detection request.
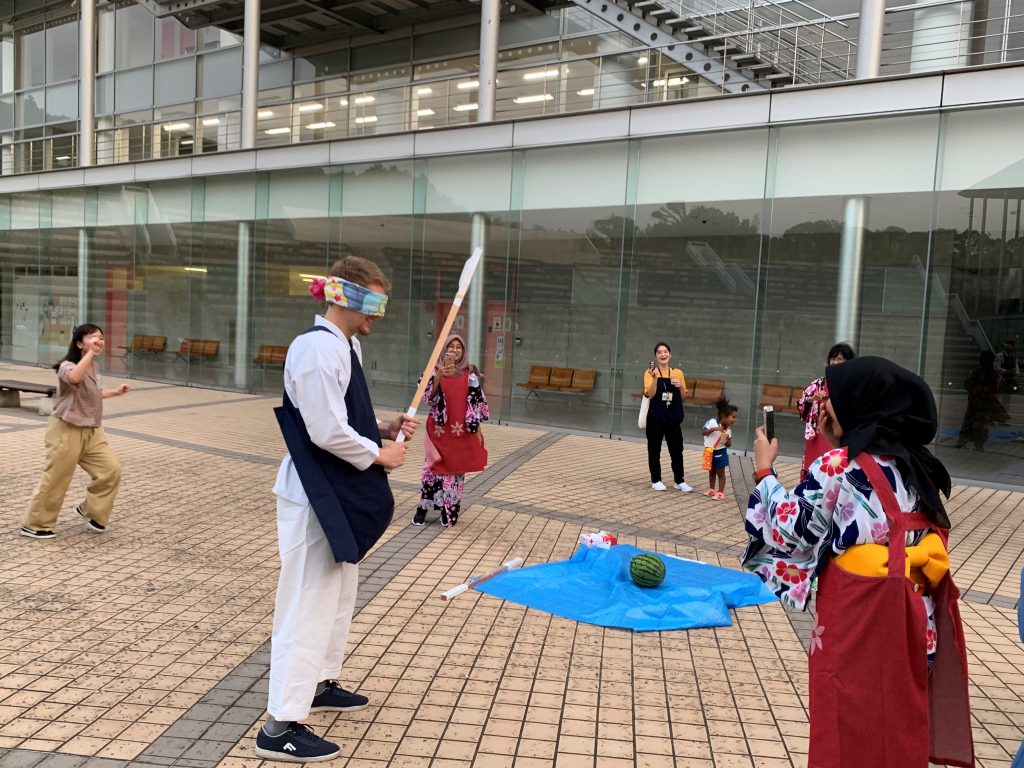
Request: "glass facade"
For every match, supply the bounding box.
[1,104,1023,484]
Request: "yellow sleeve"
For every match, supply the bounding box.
[643,371,654,392]
[677,369,687,390]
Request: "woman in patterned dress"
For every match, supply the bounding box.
[412,333,488,528]
[743,356,973,768]
[796,342,855,482]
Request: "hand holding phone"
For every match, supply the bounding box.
[762,405,775,443]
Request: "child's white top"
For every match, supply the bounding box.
[703,418,731,449]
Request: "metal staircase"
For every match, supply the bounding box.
[571,0,856,91]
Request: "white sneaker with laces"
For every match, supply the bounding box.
[651,481,667,491]
[674,482,693,493]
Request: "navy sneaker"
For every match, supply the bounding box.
[254,722,340,763]
[74,505,105,532]
[411,510,427,526]
[309,681,369,713]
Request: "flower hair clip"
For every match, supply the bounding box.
[308,277,327,301]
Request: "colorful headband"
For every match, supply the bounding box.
[309,276,388,317]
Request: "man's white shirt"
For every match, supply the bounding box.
[273,315,382,505]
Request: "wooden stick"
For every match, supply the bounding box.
[440,557,525,601]
[396,247,483,444]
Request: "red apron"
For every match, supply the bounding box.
[425,370,488,475]
[809,453,974,768]
[801,432,832,482]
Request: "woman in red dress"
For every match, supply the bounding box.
[796,342,855,481]
[412,334,488,528]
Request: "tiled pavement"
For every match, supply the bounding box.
[0,362,1022,768]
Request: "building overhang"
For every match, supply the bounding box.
[130,0,566,50]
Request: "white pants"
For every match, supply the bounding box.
[267,496,359,721]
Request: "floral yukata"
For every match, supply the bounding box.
[743,447,937,659]
[417,369,489,527]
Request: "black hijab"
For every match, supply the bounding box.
[825,356,951,528]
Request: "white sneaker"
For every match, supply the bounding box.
[651,481,668,491]
[674,482,694,493]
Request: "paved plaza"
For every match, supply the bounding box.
[0,362,1022,768]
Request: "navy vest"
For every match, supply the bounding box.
[274,326,394,563]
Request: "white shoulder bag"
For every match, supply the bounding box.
[638,394,650,429]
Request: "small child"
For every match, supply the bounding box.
[702,397,738,500]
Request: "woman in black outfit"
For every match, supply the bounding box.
[643,342,692,492]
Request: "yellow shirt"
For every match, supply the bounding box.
[643,367,686,395]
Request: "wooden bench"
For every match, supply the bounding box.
[173,338,220,363]
[0,379,57,409]
[254,345,288,369]
[690,378,725,405]
[119,335,167,358]
[757,383,801,415]
[516,365,598,410]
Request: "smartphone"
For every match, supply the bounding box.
[762,405,775,442]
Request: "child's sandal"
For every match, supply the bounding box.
[713,491,726,500]
[703,488,716,497]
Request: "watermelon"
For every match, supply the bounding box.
[629,553,666,588]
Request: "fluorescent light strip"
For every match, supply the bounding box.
[577,88,595,96]
[180,140,194,146]
[184,266,207,273]
[353,95,375,104]
[257,110,274,119]
[202,117,221,126]
[523,69,559,81]
[637,56,649,64]
[265,127,291,135]
[306,121,336,130]
[338,98,349,106]
[416,108,435,117]
[456,80,479,90]
[652,77,689,87]
[452,103,478,112]
[417,87,433,95]
[298,103,323,112]
[355,115,377,124]
[513,94,554,104]
[162,122,191,132]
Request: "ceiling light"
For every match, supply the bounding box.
[355,115,377,124]
[306,121,336,130]
[513,94,554,104]
[457,80,479,90]
[265,127,291,135]
[162,122,191,132]
[201,117,220,126]
[298,103,323,112]
[523,68,559,81]
[577,88,595,96]
[416,108,435,116]
[55,155,70,161]
[354,95,375,104]
[257,110,274,119]
[180,139,194,146]
[653,77,689,87]
[184,266,208,273]
[453,103,478,111]
[417,87,433,95]
[637,56,649,64]
[338,98,349,106]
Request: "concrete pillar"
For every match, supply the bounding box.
[478,0,500,122]
[836,197,867,345]
[78,228,89,324]
[241,0,261,149]
[468,213,487,369]
[78,0,96,166]
[235,221,252,388]
[855,0,885,78]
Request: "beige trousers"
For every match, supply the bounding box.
[24,416,122,531]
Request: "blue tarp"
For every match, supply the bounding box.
[475,544,777,632]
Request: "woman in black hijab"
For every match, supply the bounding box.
[742,357,973,768]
